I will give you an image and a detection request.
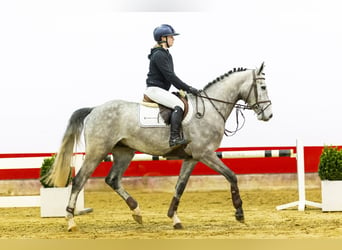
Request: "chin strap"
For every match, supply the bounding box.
[158,37,170,48]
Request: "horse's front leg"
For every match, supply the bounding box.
[231,183,244,222]
[167,159,197,229]
[200,152,244,223]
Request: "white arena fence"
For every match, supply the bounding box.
[0,154,85,209]
[0,140,321,211]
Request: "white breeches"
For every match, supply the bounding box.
[144,87,184,110]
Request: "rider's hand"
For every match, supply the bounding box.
[188,87,201,95]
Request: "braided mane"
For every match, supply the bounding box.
[203,67,247,90]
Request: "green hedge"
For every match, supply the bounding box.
[318,146,342,180]
[39,155,72,187]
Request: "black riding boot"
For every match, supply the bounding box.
[169,106,189,147]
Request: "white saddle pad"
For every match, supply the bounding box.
[139,100,194,127]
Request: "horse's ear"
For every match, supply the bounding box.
[257,62,265,75]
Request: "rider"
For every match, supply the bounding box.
[144,24,200,147]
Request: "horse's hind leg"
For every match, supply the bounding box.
[66,152,107,231]
[167,159,197,229]
[200,152,244,223]
[104,147,142,224]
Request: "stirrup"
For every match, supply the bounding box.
[169,137,190,147]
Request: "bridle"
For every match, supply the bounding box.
[245,70,272,116]
[194,69,272,136]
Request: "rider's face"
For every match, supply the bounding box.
[161,35,174,47]
[167,36,174,46]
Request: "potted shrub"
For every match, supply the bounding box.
[318,146,342,211]
[40,154,71,187]
[39,154,75,217]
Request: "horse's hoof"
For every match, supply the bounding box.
[235,208,245,223]
[67,224,78,232]
[132,214,143,224]
[236,216,245,223]
[173,223,183,230]
[67,218,78,232]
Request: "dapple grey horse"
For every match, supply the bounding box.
[44,62,272,231]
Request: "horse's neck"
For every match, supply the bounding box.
[203,71,252,119]
[206,71,250,103]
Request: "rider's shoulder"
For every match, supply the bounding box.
[149,47,168,58]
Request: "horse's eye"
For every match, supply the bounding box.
[261,86,266,90]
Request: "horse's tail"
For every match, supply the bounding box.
[42,107,94,187]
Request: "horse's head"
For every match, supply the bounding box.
[244,62,273,121]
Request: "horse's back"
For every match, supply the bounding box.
[94,99,138,114]
[85,99,139,131]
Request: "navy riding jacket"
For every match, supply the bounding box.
[146,47,191,92]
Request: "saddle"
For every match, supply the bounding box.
[142,91,189,125]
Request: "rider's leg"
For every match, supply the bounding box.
[144,87,184,110]
[169,106,189,147]
[144,87,189,147]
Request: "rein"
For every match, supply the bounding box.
[195,92,247,136]
[194,69,272,136]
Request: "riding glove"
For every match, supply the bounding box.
[188,87,201,95]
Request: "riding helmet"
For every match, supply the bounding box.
[153,24,179,42]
